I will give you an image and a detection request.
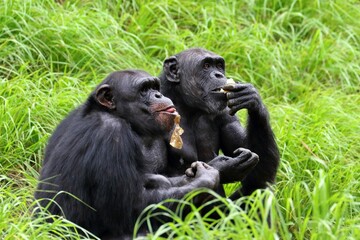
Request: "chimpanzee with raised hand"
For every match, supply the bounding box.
[159,48,279,199]
[35,70,219,239]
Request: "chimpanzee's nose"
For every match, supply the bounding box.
[211,71,225,79]
[155,92,162,98]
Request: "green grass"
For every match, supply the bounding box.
[1,0,359,239]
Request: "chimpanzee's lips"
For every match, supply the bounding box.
[211,87,225,93]
[158,106,177,114]
[211,88,221,92]
[212,83,235,93]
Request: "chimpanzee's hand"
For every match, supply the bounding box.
[208,148,259,184]
[222,83,263,116]
[185,161,219,190]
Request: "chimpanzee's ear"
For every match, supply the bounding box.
[96,84,116,110]
[163,56,180,83]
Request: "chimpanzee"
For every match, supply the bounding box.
[35,70,220,239]
[159,48,279,199]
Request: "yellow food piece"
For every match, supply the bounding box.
[170,115,184,149]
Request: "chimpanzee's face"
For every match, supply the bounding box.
[95,70,178,135]
[163,47,234,114]
[176,48,228,114]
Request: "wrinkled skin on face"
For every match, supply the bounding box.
[161,48,229,114]
[95,70,179,136]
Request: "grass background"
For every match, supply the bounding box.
[1,0,359,239]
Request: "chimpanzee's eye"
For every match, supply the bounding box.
[140,85,150,96]
[217,63,223,69]
[203,63,210,70]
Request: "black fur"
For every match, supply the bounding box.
[35,70,219,239]
[159,48,279,198]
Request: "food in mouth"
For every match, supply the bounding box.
[219,78,235,93]
[170,114,184,149]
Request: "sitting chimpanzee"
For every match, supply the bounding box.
[159,48,279,199]
[35,70,220,239]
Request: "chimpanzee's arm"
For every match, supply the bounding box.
[141,162,219,207]
[238,107,279,196]
[218,106,279,197]
[144,174,195,188]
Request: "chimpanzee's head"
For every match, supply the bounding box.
[161,48,228,114]
[93,70,178,136]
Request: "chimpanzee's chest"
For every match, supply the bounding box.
[177,115,220,163]
[140,138,168,173]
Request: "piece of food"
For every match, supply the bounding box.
[170,114,184,149]
[226,78,236,85]
[220,78,235,92]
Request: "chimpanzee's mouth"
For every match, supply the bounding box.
[212,82,235,93]
[211,87,226,93]
[158,106,178,115]
[210,85,226,94]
